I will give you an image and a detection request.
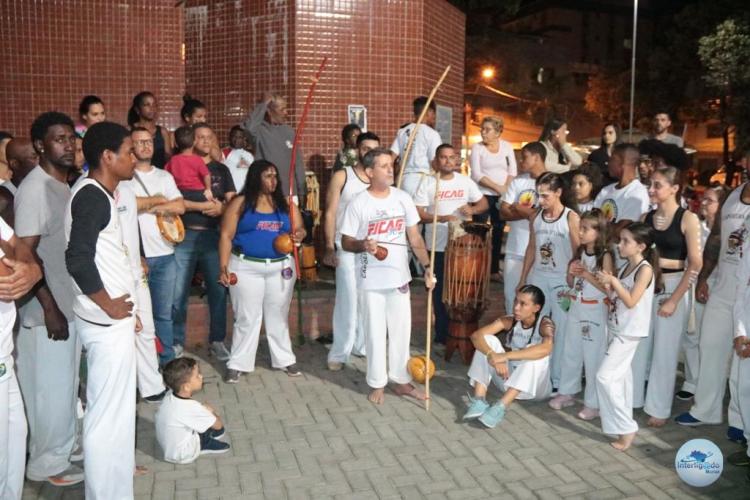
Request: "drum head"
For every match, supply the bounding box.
[157,213,185,243]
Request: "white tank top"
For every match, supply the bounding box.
[607,260,654,338]
[508,319,542,351]
[66,178,137,324]
[573,251,606,300]
[715,183,750,294]
[335,166,369,243]
[532,207,573,276]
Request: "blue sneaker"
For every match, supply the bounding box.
[478,402,506,429]
[727,426,748,445]
[200,437,230,455]
[463,397,490,420]
[675,412,706,427]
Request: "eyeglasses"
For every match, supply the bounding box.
[134,140,154,147]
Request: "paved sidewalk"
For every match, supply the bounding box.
[21,288,749,499]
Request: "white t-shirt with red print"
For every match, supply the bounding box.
[414,173,484,251]
[340,187,421,290]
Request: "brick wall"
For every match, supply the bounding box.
[184,0,465,176]
[0,0,185,136]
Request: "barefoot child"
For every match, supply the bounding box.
[155,358,229,464]
[550,209,612,420]
[463,285,555,428]
[165,126,213,201]
[595,222,657,451]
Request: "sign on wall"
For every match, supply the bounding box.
[348,105,367,132]
[435,104,453,144]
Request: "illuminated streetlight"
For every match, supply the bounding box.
[481,66,496,81]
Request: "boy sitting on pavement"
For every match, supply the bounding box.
[155,358,229,463]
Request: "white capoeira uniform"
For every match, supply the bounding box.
[688,184,750,424]
[13,165,79,482]
[527,207,574,388]
[117,183,166,398]
[597,260,654,436]
[328,166,369,364]
[731,247,750,456]
[558,251,608,409]
[644,208,692,420]
[468,319,552,400]
[390,122,442,198]
[500,175,538,314]
[66,178,138,500]
[340,187,420,389]
[594,179,650,407]
[0,221,27,500]
[681,220,714,394]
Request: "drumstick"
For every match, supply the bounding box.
[396,66,451,190]
[424,172,441,411]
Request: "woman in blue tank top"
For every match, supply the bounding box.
[218,160,306,383]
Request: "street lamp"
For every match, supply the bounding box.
[481,66,496,81]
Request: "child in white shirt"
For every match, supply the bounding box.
[155,358,229,464]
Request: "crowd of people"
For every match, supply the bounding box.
[0,90,748,499]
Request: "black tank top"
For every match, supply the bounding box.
[645,207,688,260]
[152,125,166,169]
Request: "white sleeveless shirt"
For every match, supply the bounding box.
[607,260,654,338]
[714,183,750,298]
[507,319,544,369]
[573,251,606,301]
[532,207,573,276]
[65,178,137,324]
[335,166,369,243]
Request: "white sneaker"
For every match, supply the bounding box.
[173,345,184,358]
[210,341,231,361]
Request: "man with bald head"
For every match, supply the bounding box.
[0,138,40,225]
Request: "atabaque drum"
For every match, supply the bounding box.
[442,221,492,364]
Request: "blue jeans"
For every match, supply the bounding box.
[172,229,228,346]
[146,254,177,364]
[433,251,449,344]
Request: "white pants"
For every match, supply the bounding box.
[528,271,569,387]
[558,299,607,408]
[0,358,26,500]
[227,255,296,372]
[328,246,366,363]
[597,334,641,436]
[400,172,426,198]
[503,255,524,315]
[689,283,736,423]
[630,326,653,409]
[729,350,750,452]
[15,321,79,480]
[135,282,166,398]
[76,316,137,500]
[682,277,712,393]
[361,287,412,388]
[468,335,551,400]
[644,272,692,419]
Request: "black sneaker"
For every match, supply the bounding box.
[727,449,750,467]
[225,369,240,384]
[675,390,694,401]
[208,426,225,440]
[284,364,302,377]
[143,389,167,404]
[199,438,230,455]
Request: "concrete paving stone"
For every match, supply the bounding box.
[553,480,596,497]
[584,487,629,499]
[174,491,198,500]
[522,473,563,491]
[175,476,219,491]
[390,472,431,488]
[446,486,487,499]
[342,469,372,491]
[605,474,646,496]
[396,485,427,500]
[196,485,242,499]
[504,480,537,499]
[548,462,582,483]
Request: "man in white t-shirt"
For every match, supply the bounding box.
[593,143,651,256]
[414,144,487,345]
[0,220,42,500]
[500,142,546,315]
[341,148,435,405]
[390,96,443,197]
[127,127,186,364]
[222,125,254,193]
